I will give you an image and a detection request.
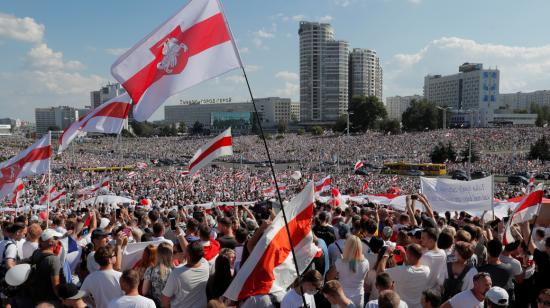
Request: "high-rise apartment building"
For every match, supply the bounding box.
[35,106,79,134]
[424,63,499,127]
[349,48,383,101]
[385,95,423,122]
[299,21,349,123]
[498,90,550,111]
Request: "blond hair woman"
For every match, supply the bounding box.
[327,235,370,307]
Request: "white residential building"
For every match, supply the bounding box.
[385,95,423,122]
[349,48,383,101]
[498,90,550,111]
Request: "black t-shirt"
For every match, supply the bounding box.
[478,263,513,290]
[313,225,336,246]
[217,235,238,250]
[29,250,63,304]
[533,248,550,291]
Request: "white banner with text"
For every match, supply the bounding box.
[420,176,493,212]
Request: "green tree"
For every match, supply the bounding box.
[277,121,288,134]
[430,142,447,163]
[311,125,324,136]
[349,96,387,131]
[191,121,204,135]
[446,141,458,162]
[178,122,187,134]
[333,115,348,133]
[460,141,480,163]
[379,118,401,135]
[120,128,134,138]
[401,99,439,131]
[529,136,550,161]
[130,121,154,137]
[297,128,305,135]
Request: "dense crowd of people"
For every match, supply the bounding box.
[0,127,548,308]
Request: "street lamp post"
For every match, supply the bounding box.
[436,106,451,129]
[346,111,354,137]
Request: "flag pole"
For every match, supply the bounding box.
[240,68,309,306]
[491,175,495,220]
[46,131,52,228]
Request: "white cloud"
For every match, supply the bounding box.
[408,0,422,3]
[318,15,333,23]
[332,0,353,7]
[252,24,277,49]
[0,12,44,43]
[254,30,274,39]
[246,64,262,72]
[224,75,245,84]
[275,71,299,81]
[105,48,128,56]
[385,37,550,98]
[292,15,307,22]
[26,43,85,71]
[275,82,299,98]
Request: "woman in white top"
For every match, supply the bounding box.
[327,235,370,307]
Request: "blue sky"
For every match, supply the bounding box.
[1,0,550,121]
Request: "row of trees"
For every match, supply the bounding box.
[333,96,448,135]
[429,141,479,164]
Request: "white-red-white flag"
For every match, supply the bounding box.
[136,162,148,169]
[188,127,232,175]
[10,179,24,205]
[354,161,364,170]
[0,132,51,200]
[77,177,110,196]
[314,175,332,193]
[503,190,544,244]
[111,0,242,122]
[39,185,57,204]
[128,171,138,178]
[49,189,67,204]
[224,182,317,301]
[58,94,132,154]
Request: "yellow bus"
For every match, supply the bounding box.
[381,162,446,176]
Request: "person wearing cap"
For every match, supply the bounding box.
[87,229,110,274]
[28,229,64,306]
[328,222,350,266]
[80,245,124,308]
[440,272,492,308]
[379,244,430,308]
[486,286,509,308]
[58,283,90,308]
[107,269,155,308]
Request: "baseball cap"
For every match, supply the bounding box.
[393,245,406,264]
[58,283,87,300]
[40,229,64,241]
[486,286,509,306]
[91,228,109,240]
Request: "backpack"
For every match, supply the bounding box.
[26,251,65,301]
[442,262,472,301]
[0,241,20,297]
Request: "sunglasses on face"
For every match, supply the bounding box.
[538,298,550,306]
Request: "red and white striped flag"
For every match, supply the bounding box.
[314,175,331,193]
[136,162,148,169]
[331,187,347,209]
[77,177,110,196]
[49,189,67,204]
[0,132,51,200]
[110,0,242,122]
[503,190,544,244]
[153,178,162,185]
[354,161,364,170]
[58,94,132,154]
[10,179,24,205]
[128,171,137,178]
[188,127,232,175]
[39,185,57,204]
[224,182,317,301]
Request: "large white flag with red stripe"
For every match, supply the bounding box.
[0,132,51,200]
[224,182,317,301]
[503,189,544,244]
[39,185,57,204]
[49,189,67,204]
[354,161,364,170]
[58,93,132,154]
[111,0,242,122]
[9,179,24,205]
[77,177,110,196]
[188,127,232,175]
[314,175,331,193]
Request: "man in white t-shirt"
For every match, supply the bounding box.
[81,245,123,308]
[500,242,524,284]
[0,223,26,268]
[21,223,42,259]
[162,241,210,308]
[108,269,155,308]
[420,228,447,289]
[380,244,430,308]
[86,229,110,273]
[440,272,492,308]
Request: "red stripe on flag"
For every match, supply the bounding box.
[123,13,231,104]
[237,203,314,300]
[188,136,232,171]
[513,190,544,213]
